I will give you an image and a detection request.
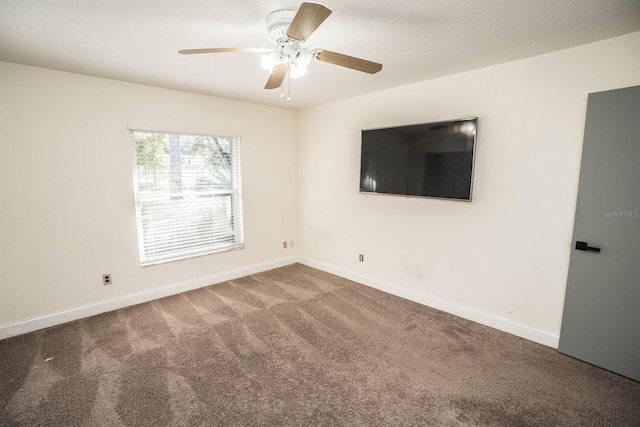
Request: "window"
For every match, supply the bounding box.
[130,127,244,266]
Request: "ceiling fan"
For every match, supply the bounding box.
[179,2,382,100]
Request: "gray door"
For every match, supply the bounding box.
[558,85,640,382]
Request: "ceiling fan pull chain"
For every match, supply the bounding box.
[287,68,292,102]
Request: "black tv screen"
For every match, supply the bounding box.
[360,118,477,201]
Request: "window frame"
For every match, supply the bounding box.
[129,124,244,267]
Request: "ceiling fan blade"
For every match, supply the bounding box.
[179,47,270,55]
[265,63,290,89]
[286,2,332,41]
[315,50,382,74]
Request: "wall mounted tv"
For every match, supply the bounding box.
[360,118,478,201]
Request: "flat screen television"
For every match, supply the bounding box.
[360,118,478,201]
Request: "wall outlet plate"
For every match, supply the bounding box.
[102,274,112,285]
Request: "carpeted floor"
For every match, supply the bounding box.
[1,264,639,426]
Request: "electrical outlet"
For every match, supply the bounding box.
[359,254,364,262]
[290,240,295,248]
[283,241,288,249]
[102,274,112,286]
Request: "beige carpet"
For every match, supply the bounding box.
[1,264,639,426]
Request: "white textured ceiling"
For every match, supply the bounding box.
[1,1,639,109]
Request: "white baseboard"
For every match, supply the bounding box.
[0,255,560,348]
[298,257,560,348]
[0,256,298,340]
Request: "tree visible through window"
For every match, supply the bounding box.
[130,129,244,265]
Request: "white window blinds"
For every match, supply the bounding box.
[130,128,244,266]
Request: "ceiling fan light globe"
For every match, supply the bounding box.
[290,64,308,79]
[261,53,276,72]
[296,49,312,69]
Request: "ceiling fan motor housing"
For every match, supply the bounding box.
[265,9,297,44]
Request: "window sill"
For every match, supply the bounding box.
[140,243,244,267]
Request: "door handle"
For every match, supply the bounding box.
[575,241,601,252]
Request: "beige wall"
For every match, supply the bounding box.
[296,32,640,334]
[2,32,639,335]
[0,62,298,326]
